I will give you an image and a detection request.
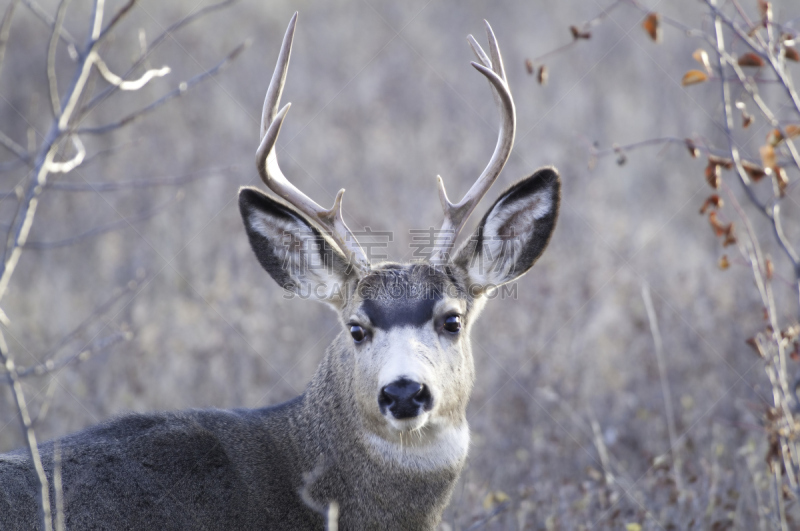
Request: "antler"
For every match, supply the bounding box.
[431,21,516,263]
[256,13,370,273]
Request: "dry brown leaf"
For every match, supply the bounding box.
[774,166,788,196]
[742,112,753,129]
[742,160,767,181]
[708,154,733,170]
[785,124,800,138]
[718,255,730,270]
[685,138,699,158]
[708,211,726,236]
[737,52,765,67]
[758,0,771,19]
[783,325,800,341]
[525,58,534,75]
[786,47,799,62]
[642,13,661,42]
[745,336,765,357]
[570,26,591,40]
[537,65,548,85]
[705,163,721,189]
[767,129,783,146]
[765,258,774,280]
[682,70,708,86]
[699,194,723,214]
[692,49,711,73]
[760,145,777,168]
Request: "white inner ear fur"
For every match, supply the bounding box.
[248,209,346,301]
[474,189,553,286]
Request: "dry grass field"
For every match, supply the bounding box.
[1,0,799,528]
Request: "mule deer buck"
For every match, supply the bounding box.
[0,13,559,530]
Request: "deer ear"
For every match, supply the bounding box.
[453,167,560,293]
[239,187,356,307]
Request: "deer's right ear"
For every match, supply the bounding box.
[239,187,356,307]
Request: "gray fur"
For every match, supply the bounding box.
[0,173,559,529]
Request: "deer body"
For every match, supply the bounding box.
[1,321,464,529]
[0,13,560,530]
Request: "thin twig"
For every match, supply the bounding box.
[95,0,135,44]
[36,275,144,366]
[641,282,684,494]
[47,0,71,119]
[0,331,52,531]
[76,41,247,135]
[81,0,238,115]
[528,0,626,64]
[464,501,511,531]
[94,55,170,90]
[19,0,78,55]
[53,440,64,531]
[47,164,239,192]
[0,129,29,163]
[16,331,129,378]
[24,196,176,249]
[0,0,19,82]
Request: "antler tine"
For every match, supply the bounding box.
[255,13,369,273]
[432,20,516,263]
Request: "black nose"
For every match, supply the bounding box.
[379,378,433,419]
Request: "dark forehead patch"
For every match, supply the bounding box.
[357,264,462,330]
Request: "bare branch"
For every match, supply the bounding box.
[48,164,239,192]
[17,331,130,378]
[706,2,800,122]
[95,0,135,44]
[47,0,71,119]
[90,0,105,42]
[0,331,52,531]
[463,501,511,531]
[82,0,237,115]
[37,276,143,366]
[71,137,143,168]
[24,195,176,250]
[53,441,64,531]
[47,135,84,173]
[76,41,247,135]
[0,0,239,310]
[94,55,170,90]
[19,0,78,56]
[707,0,800,316]
[0,129,29,163]
[0,0,19,82]
[641,282,683,494]
[58,53,97,131]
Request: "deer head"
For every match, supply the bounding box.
[239,13,559,464]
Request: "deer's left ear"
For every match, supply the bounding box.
[453,167,560,292]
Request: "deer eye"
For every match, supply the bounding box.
[443,315,461,334]
[350,325,367,343]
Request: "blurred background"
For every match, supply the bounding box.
[1,0,799,527]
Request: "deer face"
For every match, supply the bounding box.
[239,168,560,453]
[344,264,475,443]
